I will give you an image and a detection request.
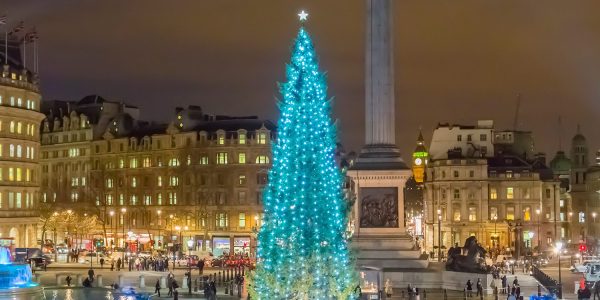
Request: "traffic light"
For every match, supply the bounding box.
[579,244,587,252]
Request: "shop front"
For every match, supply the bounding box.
[212,237,231,256]
[234,237,251,255]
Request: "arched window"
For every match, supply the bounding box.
[16,145,21,158]
[255,155,270,164]
[9,144,14,157]
[168,158,180,167]
[9,121,14,133]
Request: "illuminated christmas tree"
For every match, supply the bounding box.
[250,12,358,300]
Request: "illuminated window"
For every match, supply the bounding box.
[506,206,515,221]
[186,155,191,166]
[142,157,151,168]
[16,122,21,134]
[238,175,246,185]
[9,144,14,157]
[157,176,163,187]
[129,158,138,168]
[10,97,14,106]
[9,168,14,181]
[468,207,477,221]
[0,167,3,181]
[17,98,22,107]
[579,212,585,223]
[169,176,179,187]
[490,207,498,220]
[216,152,228,164]
[157,193,162,205]
[16,145,21,158]
[238,153,246,164]
[199,155,209,165]
[256,155,270,164]
[168,158,180,167]
[239,213,246,228]
[523,206,531,221]
[131,177,137,187]
[119,158,125,168]
[168,192,177,205]
[119,194,124,205]
[16,168,21,181]
[257,133,267,144]
[9,121,14,133]
[490,188,497,200]
[506,187,514,199]
[239,134,246,145]
[506,171,513,178]
[106,178,114,188]
[453,208,461,221]
[130,195,137,205]
[81,177,86,186]
[218,135,225,145]
[216,213,228,227]
[144,195,152,205]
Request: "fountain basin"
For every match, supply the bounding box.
[0,263,44,300]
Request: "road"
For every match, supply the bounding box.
[540,258,587,300]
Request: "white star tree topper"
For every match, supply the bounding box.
[298,10,309,22]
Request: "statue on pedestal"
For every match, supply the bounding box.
[445,236,488,273]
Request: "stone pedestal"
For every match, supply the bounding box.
[182,276,189,289]
[160,276,167,289]
[139,275,145,288]
[96,275,103,287]
[118,274,124,287]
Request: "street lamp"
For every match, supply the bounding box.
[121,208,126,261]
[157,210,162,249]
[109,211,115,250]
[437,209,442,262]
[492,215,498,248]
[536,209,541,253]
[555,241,563,298]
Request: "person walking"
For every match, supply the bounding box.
[466,279,473,297]
[65,275,72,287]
[117,258,122,271]
[154,279,161,297]
[99,257,105,269]
[476,278,483,297]
[110,259,114,271]
[501,275,507,294]
[197,259,205,275]
[167,273,174,296]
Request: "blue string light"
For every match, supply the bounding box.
[249,27,358,299]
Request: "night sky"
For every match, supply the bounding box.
[2,0,599,159]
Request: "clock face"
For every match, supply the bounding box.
[414,158,422,166]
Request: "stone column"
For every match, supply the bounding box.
[160,276,167,289]
[365,0,395,146]
[139,275,145,288]
[118,274,124,287]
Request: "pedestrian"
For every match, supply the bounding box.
[515,285,521,299]
[197,259,205,275]
[466,280,473,297]
[110,259,114,271]
[476,278,483,297]
[88,268,95,282]
[167,274,174,296]
[512,276,518,286]
[117,258,122,271]
[154,279,161,297]
[173,288,179,300]
[210,280,217,300]
[501,275,507,294]
[188,274,192,295]
[65,275,72,287]
[100,257,104,269]
[384,278,393,298]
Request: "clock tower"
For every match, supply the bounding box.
[412,130,428,183]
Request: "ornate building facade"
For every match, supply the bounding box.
[0,37,45,248]
[423,121,563,258]
[40,98,274,256]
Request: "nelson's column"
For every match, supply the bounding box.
[347,0,428,288]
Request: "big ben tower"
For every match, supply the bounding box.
[412,130,428,184]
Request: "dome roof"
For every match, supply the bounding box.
[550,151,571,173]
[572,133,586,143]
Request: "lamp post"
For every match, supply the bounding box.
[157,210,162,249]
[536,209,541,253]
[555,241,563,299]
[492,215,498,248]
[109,211,115,251]
[121,208,126,261]
[186,239,194,275]
[175,225,182,258]
[437,209,442,262]
[593,212,597,236]
[527,231,534,252]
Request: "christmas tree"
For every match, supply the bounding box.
[249,17,358,300]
